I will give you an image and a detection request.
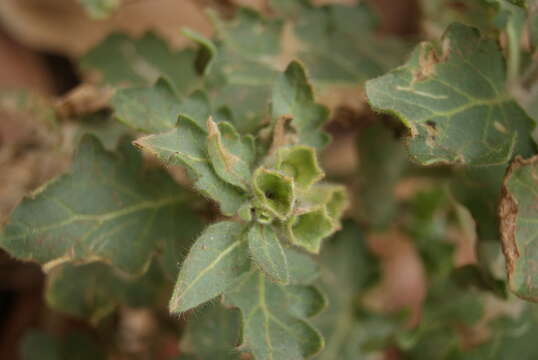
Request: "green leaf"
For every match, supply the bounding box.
[181,302,241,360]
[247,224,289,284]
[20,330,105,360]
[366,23,535,166]
[81,33,199,94]
[314,221,384,360]
[272,61,330,149]
[78,0,119,19]
[224,270,324,360]
[207,8,282,134]
[286,285,326,318]
[253,168,295,220]
[169,221,250,313]
[46,261,166,322]
[21,331,61,360]
[499,155,538,301]
[276,146,324,190]
[285,247,320,285]
[134,118,246,215]
[112,78,210,133]
[207,118,255,191]
[356,122,409,228]
[274,1,409,86]
[287,207,333,253]
[301,184,348,230]
[0,136,197,274]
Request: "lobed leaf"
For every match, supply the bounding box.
[366,23,535,166]
[224,270,324,360]
[112,78,210,133]
[0,136,197,274]
[81,33,199,94]
[272,61,330,149]
[46,261,166,322]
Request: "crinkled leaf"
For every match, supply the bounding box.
[366,23,535,166]
[46,261,166,322]
[272,61,330,149]
[181,302,241,360]
[0,136,197,274]
[287,207,333,253]
[134,118,246,215]
[253,168,295,220]
[112,78,210,133]
[248,224,289,284]
[81,33,199,94]
[276,146,324,190]
[78,0,119,19]
[301,184,348,230]
[207,118,254,190]
[499,155,538,301]
[224,270,324,360]
[169,221,250,313]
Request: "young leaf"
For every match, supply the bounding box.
[366,23,535,166]
[207,118,254,191]
[112,78,210,133]
[272,61,330,149]
[134,118,246,215]
[499,155,538,301]
[224,270,324,360]
[253,168,295,220]
[0,136,196,274]
[247,223,289,284]
[276,146,324,190]
[287,207,333,253]
[169,221,250,313]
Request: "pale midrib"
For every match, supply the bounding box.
[177,236,246,302]
[6,195,183,240]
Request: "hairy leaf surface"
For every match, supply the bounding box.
[224,270,324,360]
[169,221,250,313]
[0,136,197,274]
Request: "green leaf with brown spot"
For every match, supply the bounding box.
[207,118,255,191]
[499,155,538,301]
[134,118,246,215]
[366,23,535,166]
